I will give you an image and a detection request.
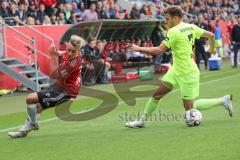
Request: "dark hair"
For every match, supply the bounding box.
[18,2,25,6]
[164,6,183,18]
[88,37,96,43]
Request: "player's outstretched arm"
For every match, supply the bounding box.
[49,43,66,57]
[202,31,215,54]
[127,43,168,56]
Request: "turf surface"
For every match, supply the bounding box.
[0,60,239,160]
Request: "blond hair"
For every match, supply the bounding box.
[69,35,85,51]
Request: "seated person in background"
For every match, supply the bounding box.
[105,40,127,63]
[96,40,111,82]
[82,38,106,84]
[126,39,144,62]
[141,40,153,62]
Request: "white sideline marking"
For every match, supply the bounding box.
[0,73,239,133]
[203,69,239,78]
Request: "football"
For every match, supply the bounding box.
[185,109,202,127]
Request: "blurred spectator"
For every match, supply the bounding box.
[0,1,10,18]
[72,1,82,17]
[79,2,85,13]
[108,4,115,19]
[140,4,147,15]
[36,4,46,25]
[82,3,98,21]
[24,3,28,12]
[127,39,144,62]
[139,4,153,19]
[214,20,223,57]
[151,21,165,65]
[82,38,106,84]
[195,17,208,69]
[7,1,20,25]
[96,40,110,82]
[9,1,19,17]
[39,0,57,16]
[130,4,140,19]
[118,9,126,19]
[151,21,165,47]
[146,5,153,17]
[227,16,237,66]
[140,40,152,62]
[50,14,58,24]
[57,12,66,24]
[18,2,27,22]
[155,7,165,19]
[205,19,213,32]
[106,0,114,7]
[25,16,35,25]
[96,1,108,19]
[232,17,240,67]
[42,15,51,25]
[114,4,124,19]
[64,3,72,21]
[67,12,78,24]
[124,12,131,20]
[56,3,65,17]
[227,16,236,45]
[27,2,37,19]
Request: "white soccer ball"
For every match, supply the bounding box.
[185,109,202,127]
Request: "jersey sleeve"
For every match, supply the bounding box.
[162,30,176,48]
[192,24,205,39]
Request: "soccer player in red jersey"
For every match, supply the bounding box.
[8,35,85,138]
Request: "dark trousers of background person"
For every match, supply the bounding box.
[161,52,172,63]
[195,46,208,70]
[233,42,240,67]
[93,60,105,83]
[128,57,144,62]
[111,53,127,63]
[82,64,95,85]
[45,7,55,16]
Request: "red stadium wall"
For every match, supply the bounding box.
[0,25,71,90]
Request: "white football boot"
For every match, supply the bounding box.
[8,131,28,138]
[125,120,145,128]
[223,95,233,117]
[8,116,39,138]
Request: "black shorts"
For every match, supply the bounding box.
[37,89,71,109]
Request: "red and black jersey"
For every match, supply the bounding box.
[51,52,82,98]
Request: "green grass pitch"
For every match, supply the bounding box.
[0,60,239,160]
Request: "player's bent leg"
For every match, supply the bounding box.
[25,92,41,128]
[26,92,39,104]
[125,83,172,128]
[9,89,70,138]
